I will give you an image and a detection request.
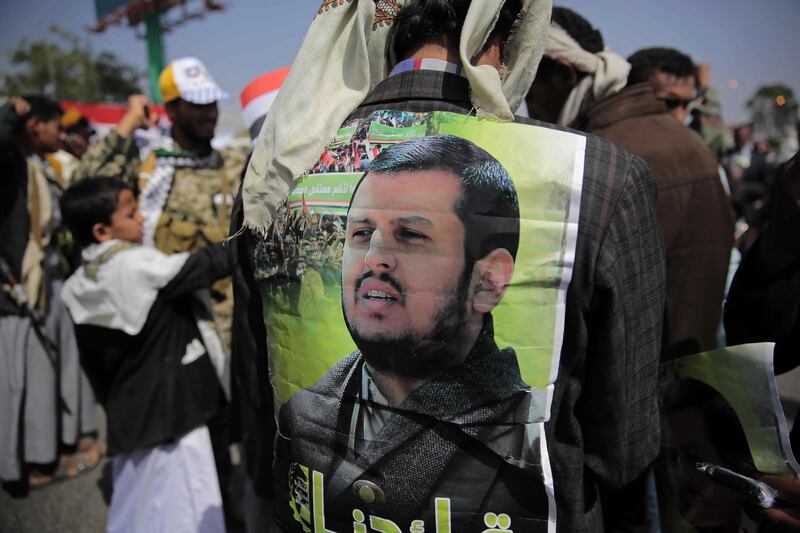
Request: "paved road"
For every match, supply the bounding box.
[0,404,245,533]
[0,407,111,533]
[0,460,111,533]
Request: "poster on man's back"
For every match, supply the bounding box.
[251,110,587,532]
[658,343,800,533]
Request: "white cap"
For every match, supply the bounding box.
[159,57,229,104]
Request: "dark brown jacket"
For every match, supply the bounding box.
[578,83,734,358]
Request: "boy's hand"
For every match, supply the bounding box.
[744,472,800,532]
[116,95,155,138]
[9,96,30,117]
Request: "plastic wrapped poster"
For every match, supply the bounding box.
[252,110,587,532]
[658,343,800,533]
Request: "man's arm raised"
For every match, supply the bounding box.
[73,95,154,188]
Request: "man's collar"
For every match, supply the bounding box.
[389,58,465,78]
[360,70,472,110]
[163,130,215,158]
[151,135,222,165]
[361,363,390,415]
[578,83,669,132]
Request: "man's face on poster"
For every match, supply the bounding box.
[342,169,473,376]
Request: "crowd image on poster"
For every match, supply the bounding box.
[658,344,800,533]
[252,111,587,532]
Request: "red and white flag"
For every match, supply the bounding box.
[240,66,291,140]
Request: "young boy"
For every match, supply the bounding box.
[60,177,230,533]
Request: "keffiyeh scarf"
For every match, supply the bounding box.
[139,138,222,246]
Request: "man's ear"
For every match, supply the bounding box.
[472,248,515,314]
[91,222,111,243]
[164,101,179,124]
[554,58,579,90]
[25,116,40,139]
[473,36,503,69]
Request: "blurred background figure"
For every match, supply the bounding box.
[689,63,733,163]
[725,123,775,249]
[726,153,800,455]
[627,47,697,125]
[0,94,101,494]
[532,10,734,360]
[530,11,735,531]
[61,108,95,159]
[525,6,629,126]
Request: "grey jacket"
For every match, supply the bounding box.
[276,321,550,532]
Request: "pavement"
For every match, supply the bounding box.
[0,407,111,533]
[0,407,244,533]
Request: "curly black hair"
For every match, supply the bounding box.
[392,0,523,61]
[627,47,696,86]
[551,6,604,53]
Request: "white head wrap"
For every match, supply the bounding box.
[544,23,630,127]
[242,0,552,234]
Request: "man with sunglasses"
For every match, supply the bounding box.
[531,11,734,361]
[593,44,735,360]
[627,47,698,125]
[531,17,736,530]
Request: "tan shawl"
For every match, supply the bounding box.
[21,157,54,309]
[544,23,630,127]
[242,0,552,234]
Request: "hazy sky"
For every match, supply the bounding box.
[2,0,799,126]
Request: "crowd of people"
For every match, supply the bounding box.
[1,1,799,532]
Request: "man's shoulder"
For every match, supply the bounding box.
[580,99,719,187]
[284,352,361,407]
[280,351,361,431]
[307,351,361,396]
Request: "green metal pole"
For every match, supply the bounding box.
[144,8,165,103]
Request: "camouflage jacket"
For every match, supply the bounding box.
[75,130,246,345]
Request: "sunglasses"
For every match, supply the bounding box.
[662,98,694,111]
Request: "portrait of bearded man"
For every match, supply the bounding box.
[276,135,550,533]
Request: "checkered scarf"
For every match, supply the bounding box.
[139,138,222,246]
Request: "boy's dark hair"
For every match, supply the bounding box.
[552,6,604,53]
[60,177,131,247]
[392,0,523,61]
[21,94,63,122]
[627,47,696,86]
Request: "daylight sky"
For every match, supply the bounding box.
[2,0,799,127]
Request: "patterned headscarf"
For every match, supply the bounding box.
[242,0,552,234]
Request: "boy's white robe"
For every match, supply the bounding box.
[62,240,230,398]
[107,425,225,533]
[62,241,229,532]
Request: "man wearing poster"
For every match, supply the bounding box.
[242,1,666,532]
[277,135,549,531]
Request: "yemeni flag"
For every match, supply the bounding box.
[240,66,291,141]
[60,101,167,134]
